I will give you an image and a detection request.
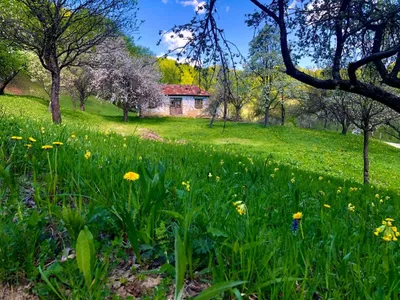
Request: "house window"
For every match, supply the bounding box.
[195,98,203,109]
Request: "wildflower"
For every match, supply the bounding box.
[380,199,384,203]
[11,136,23,140]
[216,176,220,182]
[291,178,295,183]
[385,196,390,201]
[138,156,142,161]
[318,176,323,181]
[349,187,358,192]
[84,150,91,160]
[323,204,331,208]
[293,212,303,220]
[337,189,341,194]
[274,168,279,172]
[208,172,212,178]
[233,201,247,215]
[123,172,140,181]
[42,145,53,150]
[374,218,399,242]
[25,144,32,148]
[371,202,375,207]
[348,203,355,212]
[41,127,45,133]
[28,137,36,143]
[182,181,190,191]
[270,174,275,178]
[71,134,76,139]
[52,141,63,147]
[375,194,380,199]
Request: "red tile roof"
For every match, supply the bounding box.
[161,84,210,97]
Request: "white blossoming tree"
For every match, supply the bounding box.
[91,39,163,121]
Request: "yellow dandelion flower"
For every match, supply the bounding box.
[348,203,355,212]
[123,172,140,181]
[233,201,247,215]
[323,204,331,208]
[71,134,76,139]
[42,145,53,150]
[52,141,63,146]
[84,150,91,160]
[386,218,394,222]
[28,137,36,143]
[25,144,32,148]
[293,212,303,220]
[11,136,23,140]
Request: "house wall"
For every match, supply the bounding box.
[143,95,210,117]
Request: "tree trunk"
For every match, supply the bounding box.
[50,71,62,124]
[234,107,240,121]
[281,102,285,126]
[79,97,85,111]
[341,122,348,135]
[324,118,328,129]
[223,98,228,121]
[264,108,269,127]
[123,106,129,122]
[363,129,370,184]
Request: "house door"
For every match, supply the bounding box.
[170,98,183,115]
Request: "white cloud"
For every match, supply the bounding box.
[162,30,193,50]
[226,6,230,12]
[179,0,206,14]
[288,0,297,9]
[162,0,168,3]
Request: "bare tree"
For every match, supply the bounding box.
[347,95,397,184]
[64,67,93,111]
[91,38,163,122]
[166,0,400,113]
[0,0,140,124]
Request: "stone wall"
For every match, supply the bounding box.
[143,95,210,117]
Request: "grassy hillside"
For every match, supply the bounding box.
[2,93,400,298]
[0,94,399,191]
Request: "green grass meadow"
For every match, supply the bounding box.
[1,94,400,298]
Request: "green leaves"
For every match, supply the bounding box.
[76,226,95,288]
[193,281,246,300]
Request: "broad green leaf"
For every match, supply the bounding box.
[194,281,246,300]
[174,231,186,300]
[76,226,94,288]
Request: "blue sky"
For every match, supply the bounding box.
[136,1,258,58]
[136,0,313,67]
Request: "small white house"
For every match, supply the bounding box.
[144,84,211,117]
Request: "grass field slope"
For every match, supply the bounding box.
[1,93,400,298]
